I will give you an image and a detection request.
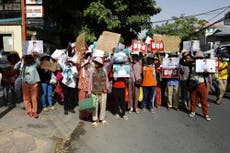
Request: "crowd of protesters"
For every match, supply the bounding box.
[0,45,229,126]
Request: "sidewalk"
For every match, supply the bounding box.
[0,102,80,153]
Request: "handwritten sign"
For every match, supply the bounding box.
[131,40,148,54]
[75,32,86,53]
[153,34,181,52]
[162,68,180,78]
[150,39,164,52]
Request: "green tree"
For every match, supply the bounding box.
[147,15,206,41]
[44,0,161,46]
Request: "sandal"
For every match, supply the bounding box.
[91,122,98,128]
[102,120,108,126]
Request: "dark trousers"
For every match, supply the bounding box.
[62,83,77,111]
[112,87,126,117]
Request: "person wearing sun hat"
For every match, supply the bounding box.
[89,56,109,127]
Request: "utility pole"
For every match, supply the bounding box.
[21,0,26,41]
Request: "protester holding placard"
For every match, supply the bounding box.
[165,54,180,111]
[112,53,129,120]
[142,53,157,113]
[59,54,78,115]
[180,52,211,121]
[38,55,57,112]
[14,54,40,118]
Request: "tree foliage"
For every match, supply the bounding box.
[44,0,161,46]
[147,15,206,41]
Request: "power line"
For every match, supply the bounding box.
[151,5,230,24]
[208,8,229,21]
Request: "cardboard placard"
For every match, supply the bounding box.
[40,60,57,72]
[75,32,86,53]
[153,34,181,52]
[96,31,121,53]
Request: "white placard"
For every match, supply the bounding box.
[145,36,152,44]
[162,58,180,68]
[183,40,200,52]
[23,40,43,55]
[3,36,13,51]
[92,49,104,57]
[195,59,217,73]
[26,0,42,4]
[26,5,43,18]
[51,49,66,59]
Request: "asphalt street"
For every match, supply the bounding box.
[65,95,230,153]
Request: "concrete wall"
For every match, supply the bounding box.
[0,25,22,57]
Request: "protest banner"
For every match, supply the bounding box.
[150,39,164,52]
[131,40,148,54]
[195,59,218,73]
[113,64,130,78]
[162,68,180,78]
[75,32,86,53]
[96,31,121,53]
[40,60,57,72]
[162,57,180,78]
[153,34,181,52]
[23,40,43,55]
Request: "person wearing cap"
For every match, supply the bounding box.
[59,54,78,115]
[215,52,229,104]
[180,51,211,121]
[14,54,41,118]
[142,53,157,113]
[128,51,142,113]
[89,57,108,127]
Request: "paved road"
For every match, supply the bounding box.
[65,95,230,153]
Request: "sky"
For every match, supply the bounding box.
[139,0,230,38]
[152,0,230,25]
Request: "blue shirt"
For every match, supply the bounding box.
[167,78,179,86]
